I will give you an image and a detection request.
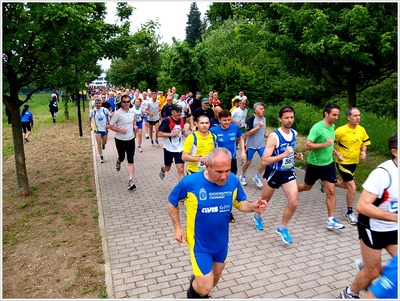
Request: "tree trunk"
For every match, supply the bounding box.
[9,104,31,196]
[347,82,357,108]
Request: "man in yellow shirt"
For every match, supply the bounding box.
[157,91,166,117]
[182,115,217,175]
[334,107,371,225]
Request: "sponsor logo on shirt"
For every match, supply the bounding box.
[209,191,233,199]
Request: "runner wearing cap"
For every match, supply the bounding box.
[158,104,188,182]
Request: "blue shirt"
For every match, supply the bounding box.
[270,128,296,171]
[168,171,247,252]
[210,124,242,159]
[20,110,34,124]
[370,253,398,298]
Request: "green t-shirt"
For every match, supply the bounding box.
[306,120,335,166]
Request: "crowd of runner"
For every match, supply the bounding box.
[87,85,397,299]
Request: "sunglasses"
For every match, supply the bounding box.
[122,101,130,104]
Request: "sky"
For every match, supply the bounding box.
[98,1,213,71]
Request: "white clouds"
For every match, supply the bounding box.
[99,1,212,70]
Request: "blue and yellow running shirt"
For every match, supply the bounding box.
[168,171,247,253]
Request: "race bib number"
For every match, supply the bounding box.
[282,154,295,169]
[197,161,206,171]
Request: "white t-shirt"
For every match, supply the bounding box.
[176,100,187,118]
[231,107,248,128]
[361,159,398,231]
[110,108,135,141]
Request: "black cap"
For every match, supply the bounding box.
[171,104,182,111]
[24,104,29,109]
[196,91,201,94]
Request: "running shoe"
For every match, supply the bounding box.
[345,213,358,225]
[101,143,105,150]
[187,275,210,299]
[116,161,121,171]
[186,275,195,299]
[230,213,235,223]
[354,259,370,292]
[151,140,154,147]
[319,179,325,193]
[128,180,136,190]
[159,166,165,180]
[355,258,364,272]
[340,287,359,299]
[25,138,29,142]
[145,134,149,139]
[326,217,345,230]
[138,146,143,153]
[252,174,263,188]
[276,227,293,244]
[239,174,247,186]
[253,213,264,231]
[100,156,104,163]
[155,140,160,147]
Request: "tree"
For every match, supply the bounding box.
[205,2,234,30]
[2,2,132,196]
[157,38,208,93]
[265,3,397,108]
[185,2,203,48]
[106,20,163,89]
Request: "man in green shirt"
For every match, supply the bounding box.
[298,103,345,230]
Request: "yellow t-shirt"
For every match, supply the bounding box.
[335,124,371,164]
[158,96,166,110]
[183,131,217,173]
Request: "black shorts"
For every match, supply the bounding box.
[304,162,337,185]
[336,163,357,182]
[149,120,159,126]
[114,137,135,164]
[263,166,297,189]
[230,158,238,175]
[357,223,398,250]
[21,122,31,133]
[163,149,184,166]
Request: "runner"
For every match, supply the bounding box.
[89,98,111,163]
[158,104,188,182]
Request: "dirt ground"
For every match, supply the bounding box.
[2,120,106,298]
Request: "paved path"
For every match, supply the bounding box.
[92,129,389,299]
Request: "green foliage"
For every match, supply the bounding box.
[185,2,203,48]
[357,73,398,120]
[265,3,397,108]
[157,39,208,93]
[106,20,162,89]
[205,2,234,30]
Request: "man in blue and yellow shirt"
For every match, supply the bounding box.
[168,148,267,298]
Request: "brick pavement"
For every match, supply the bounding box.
[92,129,390,299]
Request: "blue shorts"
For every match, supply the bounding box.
[263,166,297,189]
[94,130,108,136]
[136,121,143,129]
[246,147,265,161]
[190,244,228,276]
